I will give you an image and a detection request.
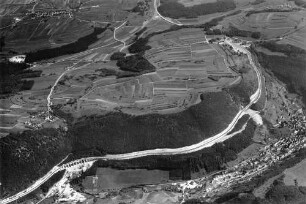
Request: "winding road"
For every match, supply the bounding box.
[0,39,263,204]
[0,0,263,203]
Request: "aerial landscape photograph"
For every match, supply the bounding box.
[1,0,306,203]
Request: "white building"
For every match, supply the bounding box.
[9,55,26,63]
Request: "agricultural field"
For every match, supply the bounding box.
[0,0,269,198]
[211,0,306,46]
[0,23,132,136]
[68,28,242,116]
[2,0,306,202]
[0,0,263,137]
[0,2,153,135]
[278,23,306,50]
[0,60,73,136]
[223,10,305,39]
[172,0,302,26]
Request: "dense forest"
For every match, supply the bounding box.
[95,119,256,181]
[0,62,41,97]
[128,37,152,54]
[257,41,306,56]
[1,128,71,196]
[110,52,155,73]
[206,25,261,39]
[69,91,238,154]
[131,0,150,16]
[224,26,261,39]
[158,0,236,19]
[1,91,241,196]
[226,79,252,106]
[25,26,108,63]
[254,42,306,105]
[0,36,5,51]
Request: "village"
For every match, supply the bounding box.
[172,60,306,201]
[26,9,72,19]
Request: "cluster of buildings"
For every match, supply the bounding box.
[266,3,295,10]
[23,111,52,129]
[279,108,306,135]
[169,39,306,201]
[174,103,306,201]
[26,9,72,19]
[8,55,26,63]
[24,119,42,129]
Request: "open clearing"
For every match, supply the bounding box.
[83,168,169,192]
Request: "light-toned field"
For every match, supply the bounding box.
[83,168,169,192]
[277,14,306,50]
[116,26,141,41]
[178,0,216,7]
[284,158,306,187]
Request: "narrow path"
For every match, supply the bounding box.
[46,61,90,119]
[113,21,127,52]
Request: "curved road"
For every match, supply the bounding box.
[0,2,262,203]
[0,40,262,204]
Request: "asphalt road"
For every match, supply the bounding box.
[0,39,262,204]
